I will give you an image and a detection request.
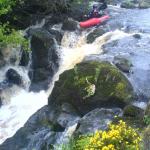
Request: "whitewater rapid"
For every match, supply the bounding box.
[0,28,129,144]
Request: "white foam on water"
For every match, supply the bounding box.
[0,90,47,143]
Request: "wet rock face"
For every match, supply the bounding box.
[19,49,30,66]
[6,69,23,86]
[76,108,122,135]
[49,61,134,115]
[29,28,59,92]
[0,52,5,68]
[62,18,78,31]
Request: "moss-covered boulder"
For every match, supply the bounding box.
[49,61,134,114]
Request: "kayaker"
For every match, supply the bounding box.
[84,0,107,19]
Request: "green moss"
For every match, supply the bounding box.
[49,61,133,114]
[95,62,133,103]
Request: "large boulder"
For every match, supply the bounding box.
[49,61,134,115]
[29,28,59,91]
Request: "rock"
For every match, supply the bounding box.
[0,104,80,150]
[56,103,80,128]
[29,28,59,92]
[145,102,150,116]
[113,56,132,73]
[143,125,150,150]
[0,51,6,68]
[62,18,78,31]
[19,49,30,66]
[75,108,122,135]
[49,61,134,115]
[0,97,2,107]
[6,69,23,86]
[86,28,106,44]
[123,105,144,118]
[139,0,150,8]
[133,34,141,39]
[47,29,63,45]
[121,0,138,8]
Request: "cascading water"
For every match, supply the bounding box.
[0,23,129,144]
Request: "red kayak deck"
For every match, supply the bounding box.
[80,15,110,28]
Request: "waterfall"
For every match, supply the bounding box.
[0,21,130,144]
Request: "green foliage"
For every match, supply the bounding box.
[0,24,29,50]
[0,0,29,50]
[0,0,16,16]
[143,115,150,125]
[63,121,141,150]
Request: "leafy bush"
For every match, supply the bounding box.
[0,24,29,49]
[143,115,150,125]
[0,0,29,50]
[0,0,16,16]
[66,120,141,150]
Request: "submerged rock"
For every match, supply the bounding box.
[29,28,59,92]
[49,61,134,115]
[113,56,133,73]
[76,108,122,135]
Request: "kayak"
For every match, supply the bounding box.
[80,15,110,28]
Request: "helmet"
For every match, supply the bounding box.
[93,4,97,9]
